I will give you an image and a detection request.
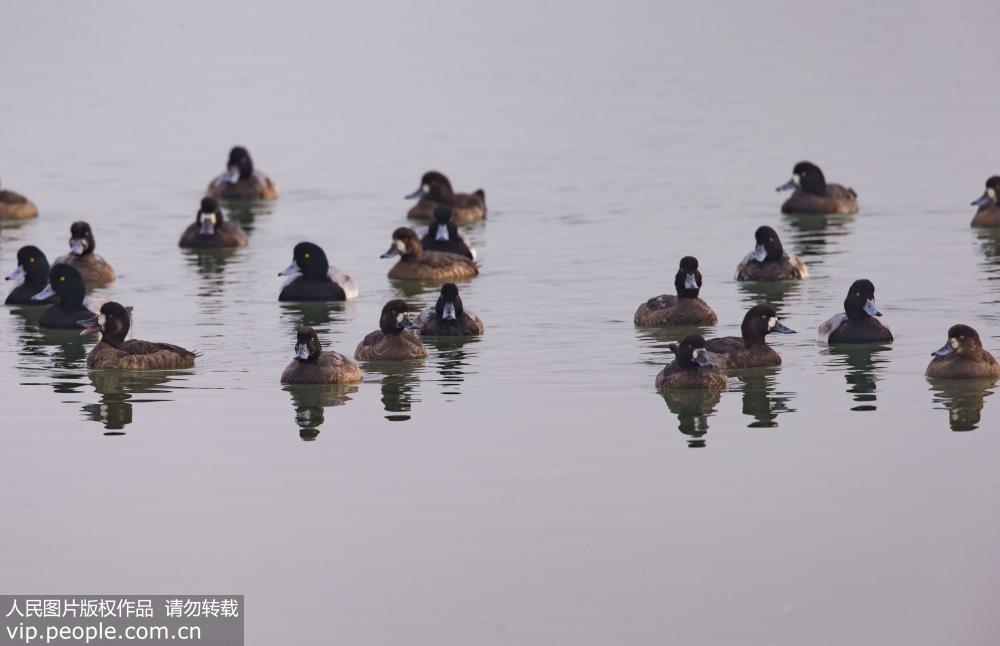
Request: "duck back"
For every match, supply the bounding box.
[354,330,427,361]
[781,184,858,215]
[87,339,196,369]
[634,296,718,326]
[281,352,362,384]
[389,251,478,281]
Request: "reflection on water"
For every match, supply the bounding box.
[634,324,716,357]
[423,337,479,400]
[660,389,721,448]
[824,344,892,412]
[82,371,190,435]
[730,367,796,428]
[737,280,803,310]
[279,301,352,330]
[12,313,89,393]
[390,280,442,300]
[283,384,358,441]
[929,378,996,432]
[183,247,240,279]
[974,229,1000,305]
[221,201,272,236]
[365,363,422,422]
[782,213,853,264]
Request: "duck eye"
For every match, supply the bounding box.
[29,257,35,263]
[303,252,310,259]
[854,292,860,297]
[769,237,774,242]
[960,335,966,340]
[59,276,65,282]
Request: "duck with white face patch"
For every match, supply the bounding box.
[655,334,728,390]
[179,197,248,248]
[634,255,718,326]
[354,299,428,361]
[703,304,796,369]
[776,161,859,215]
[970,176,1000,227]
[926,324,1000,379]
[405,170,486,222]
[53,221,116,286]
[381,227,479,281]
[79,301,197,370]
[735,225,808,282]
[818,279,894,344]
[0,179,39,220]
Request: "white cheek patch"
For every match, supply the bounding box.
[989,188,997,200]
[950,338,960,349]
[394,239,406,253]
[98,314,106,328]
[768,317,777,330]
[421,184,429,193]
[396,313,405,323]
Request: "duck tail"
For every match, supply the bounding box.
[473,188,486,204]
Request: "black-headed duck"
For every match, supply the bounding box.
[79,302,196,369]
[381,227,479,281]
[735,226,808,281]
[280,325,362,385]
[926,325,1000,379]
[635,256,718,326]
[179,197,248,248]
[0,180,39,220]
[206,146,278,200]
[655,334,728,391]
[776,161,858,215]
[417,283,484,336]
[406,170,486,222]
[355,299,428,361]
[970,176,1000,227]
[818,279,893,344]
[421,206,477,260]
[278,242,358,301]
[54,221,116,286]
[33,265,104,329]
[5,246,54,305]
[705,304,795,369]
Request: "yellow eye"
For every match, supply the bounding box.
[303,252,310,259]
[769,237,774,242]
[960,335,966,340]
[854,292,859,297]
[59,276,65,282]
[29,257,35,263]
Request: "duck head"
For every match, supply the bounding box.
[432,206,454,241]
[435,283,464,321]
[971,176,1000,208]
[844,279,882,321]
[933,324,985,357]
[279,242,330,281]
[381,228,422,260]
[776,161,827,196]
[668,334,715,369]
[68,221,96,256]
[674,255,702,298]
[379,299,417,335]
[33,264,86,307]
[405,170,454,202]
[196,197,225,236]
[750,226,784,262]
[293,325,323,362]
[78,302,132,346]
[6,245,50,287]
[224,146,254,183]
[741,304,795,346]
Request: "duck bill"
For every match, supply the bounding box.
[225,166,240,184]
[932,343,956,357]
[278,261,301,277]
[380,245,400,259]
[405,188,425,200]
[442,303,457,320]
[199,218,217,236]
[971,192,993,208]
[683,273,698,290]
[32,284,55,301]
[772,322,796,334]
[435,227,450,242]
[695,351,714,367]
[77,315,101,335]
[863,299,881,317]
[294,343,311,360]
[5,265,25,284]
[69,239,87,255]
[751,244,767,262]
[775,178,797,192]
[401,317,417,330]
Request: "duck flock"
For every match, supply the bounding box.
[4,149,1000,392]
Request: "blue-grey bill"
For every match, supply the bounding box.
[295,344,311,360]
[435,227,449,242]
[32,284,55,301]
[971,192,992,207]
[70,239,86,255]
[278,261,300,277]
[684,273,698,290]
[863,299,881,317]
[5,265,25,283]
[442,303,457,320]
[380,245,399,259]
[932,344,955,357]
[405,188,424,200]
[773,322,796,334]
[752,244,767,262]
[775,179,797,192]
[696,352,713,367]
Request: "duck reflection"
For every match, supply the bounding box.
[365,363,421,421]
[283,384,358,440]
[424,336,479,399]
[390,280,441,299]
[12,313,89,393]
[220,201,272,235]
[737,280,802,310]
[279,301,352,329]
[660,389,721,448]
[81,371,187,435]
[782,212,853,262]
[928,378,996,432]
[825,343,892,412]
[183,247,239,278]
[731,367,795,428]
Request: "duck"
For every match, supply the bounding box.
[421,206,477,260]
[405,170,487,222]
[970,176,1000,227]
[634,256,718,326]
[818,279,893,344]
[5,246,54,305]
[776,161,859,215]
[381,227,478,280]
[278,242,358,301]
[0,180,39,220]
[280,325,362,384]
[179,197,248,248]
[655,334,728,390]
[54,221,116,286]
[417,283,485,336]
[705,304,795,368]
[926,325,1000,379]
[735,226,808,281]
[79,302,197,369]
[355,299,428,361]
[205,146,278,200]
[32,264,106,329]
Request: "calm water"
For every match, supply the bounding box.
[3,1,1000,644]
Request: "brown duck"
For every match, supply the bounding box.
[80,302,197,369]
[381,227,478,281]
[355,300,428,361]
[281,326,362,384]
[405,170,486,222]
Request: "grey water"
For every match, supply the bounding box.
[2,1,1000,644]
